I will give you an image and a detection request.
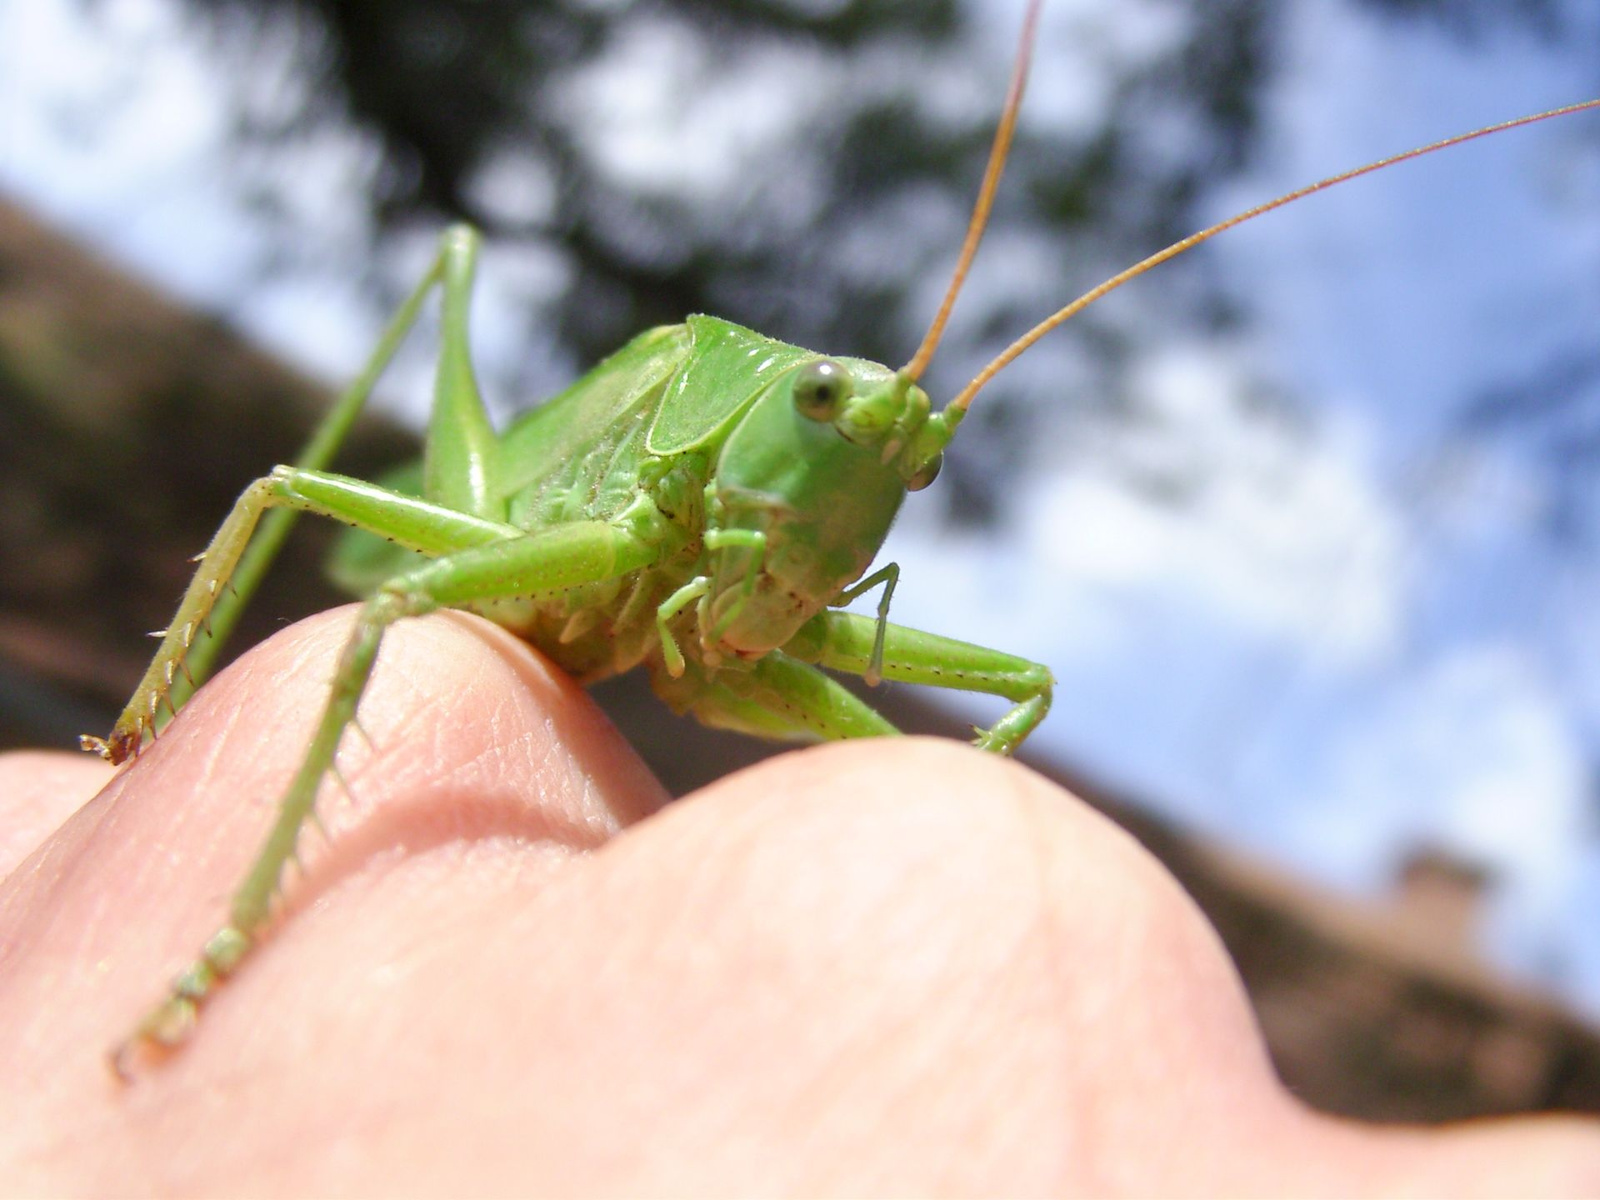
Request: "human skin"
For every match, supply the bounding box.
[2,607,1598,1196]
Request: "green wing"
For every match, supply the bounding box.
[645,315,812,455]
[327,317,812,590]
[495,322,691,496]
[329,324,692,593]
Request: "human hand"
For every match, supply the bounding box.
[4,608,1598,1194]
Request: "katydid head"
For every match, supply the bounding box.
[702,353,938,656]
[792,359,943,490]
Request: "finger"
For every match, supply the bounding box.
[0,750,115,878]
[255,736,1588,1197]
[514,736,1292,1196]
[2,605,667,1193]
[604,739,1597,1198]
[60,735,1275,1194]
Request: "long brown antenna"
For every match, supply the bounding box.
[900,0,1043,382]
[946,96,1600,415]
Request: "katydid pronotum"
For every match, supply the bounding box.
[86,0,1599,1076]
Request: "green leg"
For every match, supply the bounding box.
[783,611,1053,755]
[423,226,500,519]
[157,224,492,716]
[832,562,899,685]
[84,466,524,765]
[114,509,660,1073]
[105,222,599,1074]
[650,652,901,743]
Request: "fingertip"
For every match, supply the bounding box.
[455,737,1283,1193]
[653,740,1272,1097]
[678,736,1240,1016]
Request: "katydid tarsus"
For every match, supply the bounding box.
[87,0,1600,1076]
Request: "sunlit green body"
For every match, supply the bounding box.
[91,228,1053,1070]
[325,307,1037,737]
[423,316,907,688]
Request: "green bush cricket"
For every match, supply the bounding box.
[86,0,1600,1076]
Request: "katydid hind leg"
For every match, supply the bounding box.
[424,225,506,520]
[113,515,663,1073]
[109,214,651,1068]
[167,228,500,713]
[785,611,1053,755]
[86,465,525,766]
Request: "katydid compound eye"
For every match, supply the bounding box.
[907,451,942,492]
[793,359,851,421]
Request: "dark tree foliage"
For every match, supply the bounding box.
[151,0,1568,524]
